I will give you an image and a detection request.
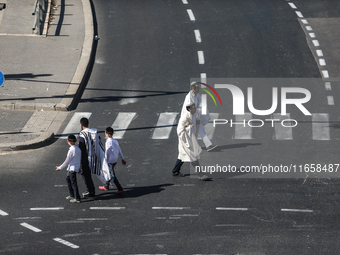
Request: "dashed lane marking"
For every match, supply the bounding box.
[187,9,196,21]
[198,51,205,64]
[20,222,42,232]
[216,207,248,211]
[325,82,331,90]
[0,209,9,216]
[30,207,64,211]
[327,96,334,105]
[53,238,79,249]
[295,11,303,18]
[152,207,191,210]
[194,29,201,42]
[322,70,329,78]
[319,59,326,66]
[90,207,125,210]
[281,208,314,213]
[288,2,297,9]
[316,49,323,57]
[312,40,320,47]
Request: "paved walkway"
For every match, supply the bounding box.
[0,0,93,151]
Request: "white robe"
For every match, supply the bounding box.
[79,128,110,184]
[181,91,211,126]
[177,111,202,162]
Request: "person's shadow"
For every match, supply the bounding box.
[94,183,174,201]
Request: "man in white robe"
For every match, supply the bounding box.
[181,82,217,152]
[172,103,202,177]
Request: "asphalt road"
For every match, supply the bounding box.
[1,1,340,254]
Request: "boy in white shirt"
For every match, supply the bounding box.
[56,135,82,203]
[99,127,126,194]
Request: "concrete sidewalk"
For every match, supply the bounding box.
[0,0,94,151]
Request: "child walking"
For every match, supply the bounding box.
[99,127,126,194]
[56,134,82,203]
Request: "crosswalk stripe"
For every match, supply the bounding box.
[60,112,92,139]
[312,113,330,140]
[274,114,293,140]
[198,113,219,140]
[59,112,334,141]
[152,112,178,139]
[234,113,252,139]
[112,112,137,139]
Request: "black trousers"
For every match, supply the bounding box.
[105,163,123,191]
[81,165,95,195]
[66,171,81,200]
[172,159,200,174]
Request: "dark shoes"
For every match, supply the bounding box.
[82,191,95,198]
[207,144,218,152]
[172,171,185,177]
[116,190,124,195]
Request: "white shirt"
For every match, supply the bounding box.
[59,145,81,172]
[105,138,124,164]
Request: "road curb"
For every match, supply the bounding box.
[0,0,94,112]
[0,132,55,151]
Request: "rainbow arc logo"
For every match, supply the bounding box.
[198,82,222,106]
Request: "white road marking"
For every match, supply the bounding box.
[171,214,199,217]
[15,217,41,220]
[194,29,201,42]
[152,207,191,210]
[198,113,219,140]
[234,113,252,139]
[274,114,293,140]
[327,96,334,105]
[151,112,178,139]
[90,207,125,210]
[306,26,313,31]
[319,59,326,66]
[53,238,79,249]
[198,51,205,64]
[312,40,320,47]
[325,82,331,90]
[182,0,188,4]
[301,19,308,24]
[0,209,9,216]
[30,207,64,211]
[61,112,92,139]
[295,11,303,18]
[281,209,313,213]
[322,70,329,78]
[309,33,315,38]
[187,9,196,21]
[20,223,42,232]
[112,112,137,139]
[77,218,108,221]
[200,73,207,85]
[216,207,248,211]
[288,2,297,9]
[312,113,330,140]
[316,49,323,57]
